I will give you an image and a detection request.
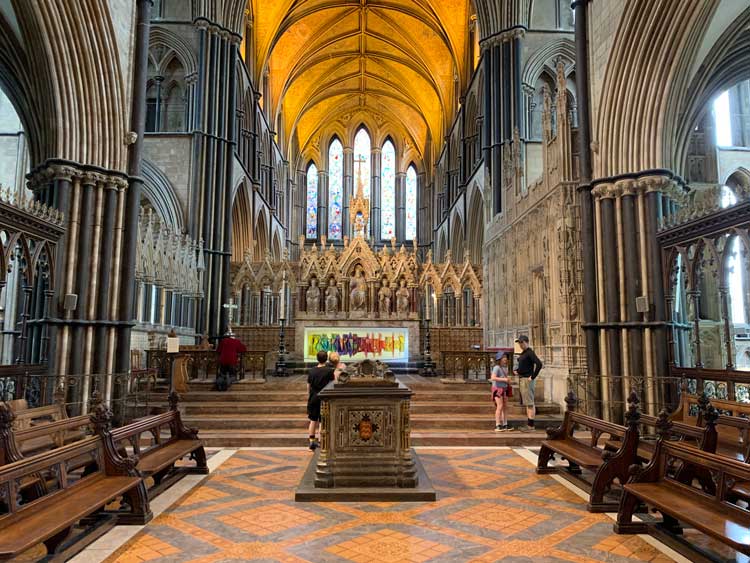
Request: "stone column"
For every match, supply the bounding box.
[343,147,353,238]
[116,0,153,375]
[318,169,328,240]
[370,147,382,242]
[185,18,241,340]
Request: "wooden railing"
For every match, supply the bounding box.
[670,365,750,407]
[440,350,495,381]
[0,364,49,405]
[146,349,269,381]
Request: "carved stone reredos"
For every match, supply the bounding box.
[336,359,398,387]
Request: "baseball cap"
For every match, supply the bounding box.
[515,335,529,343]
[495,351,505,360]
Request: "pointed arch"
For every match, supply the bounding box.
[305,161,318,239]
[353,125,372,200]
[381,138,397,240]
[405,164,418,241]
[141,159,184,230]
[328,136,344,239]
[467,186,484,264]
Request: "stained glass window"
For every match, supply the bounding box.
[328,138,343,240]
[306,163,318,239]
[381,140,396,240]
[353,128,371,233]
[405,165,418,240]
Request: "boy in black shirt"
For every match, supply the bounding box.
[307,350,336,450]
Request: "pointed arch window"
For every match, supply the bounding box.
[381,139,396,240]
[353,128,371,233]
[405,165,418,240]
[306,163,318,239]
[328,138,344,239]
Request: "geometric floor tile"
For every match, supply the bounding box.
[327,529,452,563]
[593,534,675,562]
[217,502,323,536]
[104,448,677,562]
[111,534,180,563]
[448,502,548,535]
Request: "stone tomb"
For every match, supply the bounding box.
[295,360,436,502]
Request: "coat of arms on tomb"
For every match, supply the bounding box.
[348,410,384,446]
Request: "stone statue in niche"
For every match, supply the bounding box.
[326,280,339,314]
[378,279,392,316]
[306,278,321,314]
[396,279,410,315]
[350,266,367,312]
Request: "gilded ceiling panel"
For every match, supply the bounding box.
[248,0,472,164]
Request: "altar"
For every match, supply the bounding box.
[297,320,419,362]
[228,170,484,366]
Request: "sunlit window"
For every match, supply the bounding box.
[714,91,732,146]
[306,163,318,239]
[722,186,746,325]
[353,128,371,232]
[328,139,343,239]
[381,140,396,240]
[405,165,418,240]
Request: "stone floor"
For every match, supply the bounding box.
[72,448,692,563]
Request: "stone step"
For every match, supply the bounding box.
[193,429,552,448]
[178,401,560,416]
[182,413,561,431]
[155,390,522,403]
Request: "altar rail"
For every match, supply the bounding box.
[441,351,494,381]
[146,350,269,381]
[430,327,483,358]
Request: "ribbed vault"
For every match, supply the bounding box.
[249,0,473,161]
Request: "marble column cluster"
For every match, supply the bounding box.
[188,18,240,339]
[480,28,525,215]
[29,163,129,400]
[589,173,682,418]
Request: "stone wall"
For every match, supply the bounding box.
[588,0,627,139]
[144,134,194,216]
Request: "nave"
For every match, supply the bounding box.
[78,448,679,563]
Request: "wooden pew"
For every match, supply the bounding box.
[0,405,152,561]
[603,406,719,465]
[536,391,641,512]
[109,391,207,496]
[614,437,750,560]
[1,403,92,466]
[10,391,69,431]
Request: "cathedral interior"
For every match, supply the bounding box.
[1,1,750,562]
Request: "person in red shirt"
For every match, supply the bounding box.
[215,330,247,391]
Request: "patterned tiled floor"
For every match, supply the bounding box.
[106,449,675,563]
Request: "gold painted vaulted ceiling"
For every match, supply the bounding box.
[248,0,473,162]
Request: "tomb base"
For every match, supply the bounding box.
[295,450,436,502]
[295,375,435,502]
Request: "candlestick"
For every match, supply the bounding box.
[279,279,286,320]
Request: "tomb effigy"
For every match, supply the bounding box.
[295,359,436,501]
